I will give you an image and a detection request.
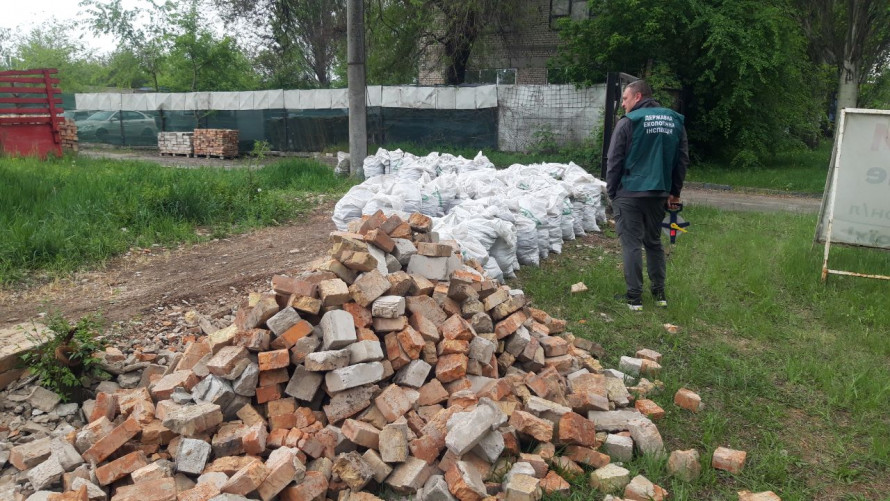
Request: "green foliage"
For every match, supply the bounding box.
[0,154,356,283]
[19,313,107,400]
[552,0,830,166]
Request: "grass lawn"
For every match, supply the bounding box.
[0,154,356,284]
[513,207,890,500]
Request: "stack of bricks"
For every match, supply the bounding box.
[193,129,238,158]
[59,118,78,152]
[25,210,683,501]
[158,132,194,156]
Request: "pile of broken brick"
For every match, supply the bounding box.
[5,210,775,501]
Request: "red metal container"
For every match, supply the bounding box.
[0,68,65,158]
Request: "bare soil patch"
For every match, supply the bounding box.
[0,203,336,332]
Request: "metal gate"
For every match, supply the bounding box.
[0,68,65,158]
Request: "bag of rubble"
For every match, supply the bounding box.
[334,151,350,176]
[434,201,519,281]
[362,177,424,216]
[333,183,378,230]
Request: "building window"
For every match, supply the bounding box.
[464,69,517,85]
[550,0,590,29]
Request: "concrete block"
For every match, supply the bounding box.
[28,386,62,412]
[284,365,324,402]
[362,449,392,483]
[305,349,351,371]
[445,398,508,456]
[379,422,409,463]
[472,429,505,463]
[372,296,406,319]
[604,434,634,462]
[468,336,496,363]
[192,374,235,409]
[266,307,302,337]
[421,474,456,501]
[589,463,630,493]
[50,438,83,472]
[162,403,223,437]
[391,238,417,266]
[347,340,385,364]
[385,456,432,494]
[407,255,449,281]
[27,454,63,490]
[325,362,385,392]
[667,449,701,481]
[393,359,432,388]
[504,473,542,501]
[349,270,392,307]
[321,310,358,350]
[232,362,259,397]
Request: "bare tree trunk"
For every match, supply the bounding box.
[836,57,859,114]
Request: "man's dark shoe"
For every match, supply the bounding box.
[653,290,668,308]
[615,293,643,311]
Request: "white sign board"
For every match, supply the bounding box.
[817,109,890,249]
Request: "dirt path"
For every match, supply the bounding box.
[0,185,822,333]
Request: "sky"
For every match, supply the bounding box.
[2,0,128,53]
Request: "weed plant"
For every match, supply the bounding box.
[19,313,107,401]
[0,154,356,283]
[514,207,890,499]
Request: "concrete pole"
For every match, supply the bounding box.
[347,0,367,177]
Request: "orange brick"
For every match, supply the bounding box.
[276,321,314,349]
[494,310,527,339]
[417,380,450,406]
[177,482,220,501]
[510,410,553,442]
[356,327,378,342]
[364,228,396,252]
[712,447,747,474]
[109,477,177,501]
[557,412,597,447]
[435,354,468,383]
[409,435,443,464]
[243,423,268,456]
[635,399,665,420]
[564,445,611,468]
[440,315,473,341]
[259,368,290,387]
[279,471,328,501]
[384,332,411,370]
[96,451,148,486]
[396,326,425,359]
[89,392,117,423]
[375,384,412,422]
[258,349,290,371]
[674,388,702,413]
[47,485,88,501]
[82,416,141,464]
[437,339,469,356]
[221,458,268,496]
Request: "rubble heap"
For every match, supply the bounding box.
[3,211,684,501]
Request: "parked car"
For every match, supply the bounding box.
[76,110,159,141]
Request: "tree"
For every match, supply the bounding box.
[553,0,825,165]
[792,0,890,115]
[162,0,259,91]
[214,0,346,87]
[80,0,173,91]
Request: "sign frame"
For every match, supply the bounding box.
[817,108,890,282]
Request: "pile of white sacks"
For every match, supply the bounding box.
[333,148,607,282]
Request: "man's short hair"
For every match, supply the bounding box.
[626,80,652,99]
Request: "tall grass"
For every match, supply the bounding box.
[0,154,355,283]
[515,208,890,499]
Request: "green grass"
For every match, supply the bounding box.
[687,141,833,194]
[513,207,890,500]
[0,154,356,284]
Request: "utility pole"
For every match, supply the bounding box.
[347,0,367,177]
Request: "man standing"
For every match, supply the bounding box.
[606,79,689,311]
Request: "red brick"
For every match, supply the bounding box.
[435,354,468,383]
[82,416,141,463]
[384,332,411,370]
[342,419,381,449]
[47,486,88,501]
[364,228,396,252]
[259,368,290,387]
[440,315,473,341]
[408,213,432,232]
[564,445,610,468]
[635,399,666,420]
[256,384,283,404]
[177,482,220,501]
[141,420,175,446]
[279,470,328,501]
[509,410,553,442]
[176,340,211,371]
[437,339,470,356]
[375,384,412,422]
[110,477,177,501]
[712,447,747,474]
[675,387,703,412]
[409,435,443,464]
[221,458,268,496]
[417,380,450,406]
[243,423,268,455]
[557,412,597,447]
[396,326,426,359]
[96,451,148,486]
[494,310,527,339]
[258,349,290,371]
[89,392,117,423]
